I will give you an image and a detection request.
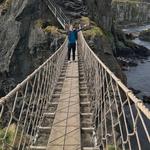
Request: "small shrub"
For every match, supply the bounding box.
[4,0,12,8]
[0,124,16,149]
[108,145,116,150]
[80,16,91,25]
[35,19,43,28]
[44,26,57,33]
[83,26,105,39]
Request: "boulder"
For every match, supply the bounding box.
[139,29,150,42]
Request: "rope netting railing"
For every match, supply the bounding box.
[45,0,70,29]
[0,39,67,150]
[78,32,150,150]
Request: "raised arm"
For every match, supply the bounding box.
[77,24,89,32]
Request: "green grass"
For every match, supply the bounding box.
[44,26,58,33]
[83,26,105,39]
[108,145,116,150]
[0,123,16,149]
[80,17,106,38]
[80,17,91,25]
[0,0,13,10]
[35,19,43,28]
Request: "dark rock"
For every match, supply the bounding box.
[117,57,138,68]
[84,0,112,31]
[143,96,150,103]
[129,87,141,95]
[113,28,150,59]
[125,33,134,40]
[139,29,150,42]
[0,89,5,97]
[122,67,128,71]
[0,0,65,97]
[1,8,7,15]
[140,60,145,63]
[112,1,150,25]
[0,0,4,3]
[128,61,138,67]
[55,0,87,19]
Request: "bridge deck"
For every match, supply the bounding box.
[47,56,81,150]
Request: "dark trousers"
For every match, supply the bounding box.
[68,43,76,61]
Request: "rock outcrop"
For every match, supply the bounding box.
[84,0,112,31]
[0,0,128,148]
[0,0,126,104]
[0,0,64,96]
[55,0,88,19]
[112,1,150,25]
[139,29,150,42]
[80,17,125,82]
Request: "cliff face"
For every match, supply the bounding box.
[81,0,125,81]
[0,0,125,147]
[55,0,87,19]
[84,0,112,31]
[55,0,112,31]
[0,0,64,96]
[0,0,125,96]
[112,1,150,25]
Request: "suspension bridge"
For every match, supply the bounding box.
[0,0,150,150]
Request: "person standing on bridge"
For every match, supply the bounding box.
[67,24,87,63]
[59,24,88,63]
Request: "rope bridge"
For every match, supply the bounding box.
[0,0,150,150]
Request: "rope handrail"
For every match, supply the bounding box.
[79,32,150,120]
[45,0,70,28]
[0,38,67,105]
[0,38,68,149]
[78,31,150,149]
[0,0,150,149]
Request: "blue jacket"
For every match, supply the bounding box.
[68,29,81,44]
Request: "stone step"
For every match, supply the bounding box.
[52,94,60,98]
[58,77,65,81]
[80,101,90,105]
[81,113,93,116]
[43,113,55,117]
[56,81,64,86]
[37,126,51,131]
[29,146,46,150]
[48,102,58,105]
[80,105,91,113]
[54,87,62,91]
[48,101,90,106]
[81,127,94,132]
[79,81,87,85]
[80,94,89,97]
[83,147,99,150]
[80,87,88,90]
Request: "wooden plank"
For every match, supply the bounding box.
[47,55,81,150]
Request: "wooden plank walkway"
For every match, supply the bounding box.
[47,55,81,150]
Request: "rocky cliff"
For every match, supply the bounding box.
[0,0,126,147]
[139,29,150,42]
[55,0,124,79]
[112,1,150,25]
[82,0,125,81]
[0,0,65,96]
[0,0,126,97]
